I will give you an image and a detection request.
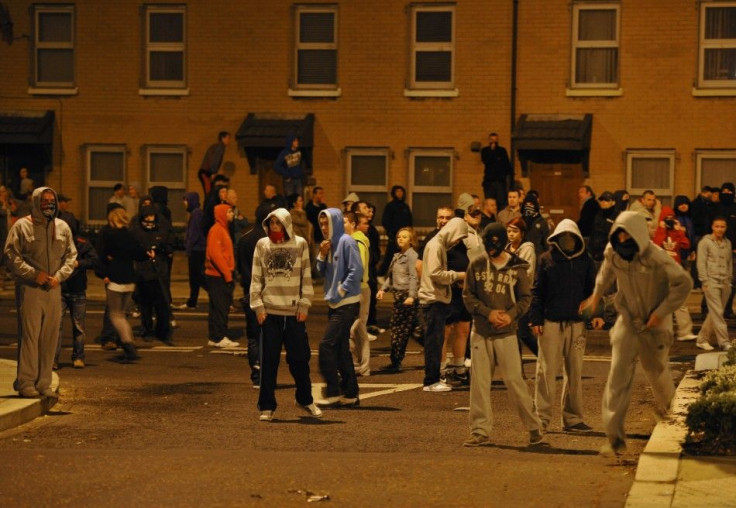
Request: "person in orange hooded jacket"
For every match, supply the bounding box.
[205,203,239,348]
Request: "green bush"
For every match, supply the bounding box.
[699,365,736,396]
[686,361,736,456]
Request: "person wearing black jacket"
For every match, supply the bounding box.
[236,202,274,388]
[577,185,599,244]
[717,182,736,318]
[529,219,596,433]
[130,205,175,344]
[379,185,413,275]
[55,217,99,369]
[589,192,618,263]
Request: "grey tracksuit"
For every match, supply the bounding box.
[4,188,77,395]
[594,211,692,447]
[696,233,733,348]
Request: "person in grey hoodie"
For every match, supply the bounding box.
[4,187,77,398]
[462,223,544,447]
[529,219,596,434]
[418,216,468,392]
[581,211,692,455]
[695,216,733,351]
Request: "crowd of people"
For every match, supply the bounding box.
[2,130,734,452]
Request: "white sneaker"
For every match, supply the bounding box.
[696,341,715,351]
[259,410,273,421]
[297,402,323,418]
[677,334,697,341]
[423,381,452,392]
[209,337,240,348]
[367,333,377,342]
[723,342,733,352]
[315,395,341,406]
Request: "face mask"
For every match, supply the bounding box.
[268,230,285,243]
[614,238,638,261]
[721,192,734,205]
[557,234,577,255]
[142,222,156,231]
[664,219,676,229]
[41,204,56,220]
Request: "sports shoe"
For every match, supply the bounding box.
[259,410,273,422]
[208,337,240,348]
[339,396,359,407]
[315,395,342,406]
[723,342,733,352]
[41,389,59,399]
[73,359,85,369]
[367,333,377,342]
[423,381,452,392]
[696,341,715,351]
[676,334,697,342]
[170,320,178,328]
[379,362,402,373]
[131,309,141,318]
[102,342,118,351]
[463,433,490,447]
[529,429,545,445]
[297,402,324,418]
[564,422,593,433]
[171,302,195,310]
[600,438,627,456]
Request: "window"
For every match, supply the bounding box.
[698,2,736,89]
[32,5,75,91]
[86,145,126,224]
[407,4,456,95]
[143,5,186,92]
[626,150,675,206]
[571,3,620,89]
[145,146,187,225]
[346,148,390,224]
[292,5,338,95]
[696,150,736,190]
[409,148,453,227]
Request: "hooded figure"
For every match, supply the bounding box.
[379,186,413,275]
[275,135,304,196]
[4,187,77,397]
[250,207,318,421]
[528,219,596,433]
[590,211,692,453]
[205,203,239,348]
[149,186,172,224]
[521,193,550,256]
[653,205,690,265]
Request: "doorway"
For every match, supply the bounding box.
[528,162,582,224]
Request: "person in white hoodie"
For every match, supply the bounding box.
[250,208,321,422]
[580,211,692,454]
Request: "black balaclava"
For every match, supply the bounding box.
[482,223,508,258]
[611,227,638,261]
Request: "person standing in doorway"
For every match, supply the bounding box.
[481,133,513,210]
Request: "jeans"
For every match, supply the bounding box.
[240,295,261,384]
[283,177,303,198]
[187,250,207,307]
[422,302,449,386]
[319,303,359,398]
[56,291,87,362]
[207,275,232,341]
[258,315,314,411]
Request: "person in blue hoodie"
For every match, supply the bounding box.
[173,191,207,310]
[274,135,304,197]
[315,208,363,406]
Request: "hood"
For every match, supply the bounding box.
[284,134,299,150]
[673,195,690,214]
[613,189,630,212]
[319,208,345,244]
[261,207,294,241]
[390,185,406,201]
[436,217,469,249]
[608,210,651,255]
[214,203,231,228]
[342,192,360,204]
[31,187,58,223]
[548,218,585,258]
[138,205,159,224]
[149,186,168,205]
[138,195,153,213]
[658,205,675,221]
[185,191,201,211]
[522,194,540,219]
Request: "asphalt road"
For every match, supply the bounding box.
[0,299,701,507]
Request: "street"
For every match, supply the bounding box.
[0,297,699,507]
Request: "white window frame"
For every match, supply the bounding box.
[141,5,188,96]
[408,148,453,227]
[696,1,736,93]
[625,149,675,200]
[568,2,620,95]
[406,4,457,97]
[695,149,736,190]
[85,145,127,225]
[289,4,340,97]
[144,145,188,225]
[30,4,77,95]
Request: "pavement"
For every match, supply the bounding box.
[1,252,735,506]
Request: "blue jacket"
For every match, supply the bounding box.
[184,192,206,254]
[316,208,363,307]
[274,135,303,179]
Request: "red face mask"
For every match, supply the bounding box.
[268,230,285,243]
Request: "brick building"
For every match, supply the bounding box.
[0,1,733,228]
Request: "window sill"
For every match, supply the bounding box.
[288,88,341,98]
[565,88,622,97]
[28,87,79,96]
[139,88,190,97]
[692,88,736,97]
[404,88,459,98]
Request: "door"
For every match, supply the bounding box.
[528,162,582,224]
[256,157,284,198]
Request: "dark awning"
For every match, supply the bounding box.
[236,113,314,174]
[0,110,55,144]
[512,113,593,176]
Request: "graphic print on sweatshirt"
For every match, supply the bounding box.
[266,248,296,281]
[284,151,301,168]
[475,267,518,295]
